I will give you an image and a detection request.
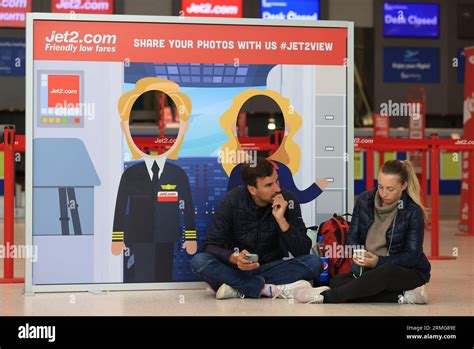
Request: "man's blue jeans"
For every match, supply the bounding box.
[190,252,323,298]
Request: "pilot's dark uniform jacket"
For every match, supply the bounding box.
[112,160,196,283]
[203,186,311,265]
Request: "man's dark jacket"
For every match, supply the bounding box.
[203,186,311,264]
[346,189,431,283]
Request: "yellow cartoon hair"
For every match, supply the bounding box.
[118,77,192,160]
[219,89,302,175]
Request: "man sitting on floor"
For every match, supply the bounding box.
[191,157,322,299]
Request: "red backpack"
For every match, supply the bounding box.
[317,213,353,277]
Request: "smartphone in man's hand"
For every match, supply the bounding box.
[245,253,259,262]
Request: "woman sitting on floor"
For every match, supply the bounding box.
[295,160,431,304]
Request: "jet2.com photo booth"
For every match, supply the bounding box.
[25,13,354,293]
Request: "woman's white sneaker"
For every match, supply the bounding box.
[398,285,428,304]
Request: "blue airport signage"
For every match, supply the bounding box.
[457,48,466,84]
[0,38,25,76]
[383,2,439,38]
[384,47,440,83]
[260,0,320,21]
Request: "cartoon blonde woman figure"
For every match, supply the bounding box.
[220,89,328,204]
[111,77,197,283]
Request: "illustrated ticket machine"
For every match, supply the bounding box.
[32,138,100,284]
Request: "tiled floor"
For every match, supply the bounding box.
[0,219,473,316]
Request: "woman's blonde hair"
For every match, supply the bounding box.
[380,159,429,221]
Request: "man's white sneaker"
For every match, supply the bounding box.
[398,285,428,304]
[273,280,312,299]
[294,286,330,304]
[215,284,245,300]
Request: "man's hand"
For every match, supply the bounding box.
[272,194,288,221]
[352,251,379,268]
[272,194,290,232]
[228,249,260,271]
[111,241,126,256]
[182,240,197,255]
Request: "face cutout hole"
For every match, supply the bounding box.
[129,90,179,155]
[236,95,285,158]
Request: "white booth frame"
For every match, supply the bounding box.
[25,13,354,294]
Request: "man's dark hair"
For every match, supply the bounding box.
[240,157,275,187]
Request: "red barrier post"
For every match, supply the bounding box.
[0,127,24,283]
[366,148,374,190]
[378,151,384,172]
[455,148,474,237]
[454,149,474,237]
[428,135,456,260]
[421,151,428,210]
[468,149,474,235]
[3,127,14,278]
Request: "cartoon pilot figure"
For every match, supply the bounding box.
[111,77,197,283]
